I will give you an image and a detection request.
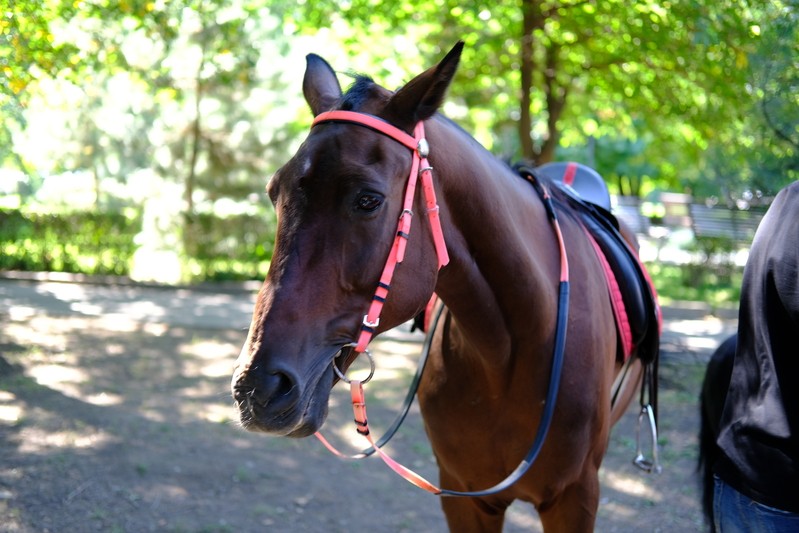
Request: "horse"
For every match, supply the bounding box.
[231,42,657,532]
[698,333,736,531]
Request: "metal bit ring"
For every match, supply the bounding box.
[333,346,375,384]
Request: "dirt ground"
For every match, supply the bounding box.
[0,279,736,532]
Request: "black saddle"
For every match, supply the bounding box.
[521,163,660,364]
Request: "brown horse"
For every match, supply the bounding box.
[232,42,651,531]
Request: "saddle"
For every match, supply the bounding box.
[532,162,660,365]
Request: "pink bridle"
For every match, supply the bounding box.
[310,110,451,493]
[311,110,449,354]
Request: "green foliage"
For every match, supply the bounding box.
[1,1,71,170]
[1,1,78,97]
[0,208,141,275]
[6,1,299,214]
[286,0,796,199]
[6,1,795,199]
[181,211,276,282]
[645,262,742,307]
[0,208,277,282]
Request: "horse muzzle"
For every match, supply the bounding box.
[231,345,340,437]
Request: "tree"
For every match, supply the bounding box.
[3,1,302,281]
[1,0,79,173]
[5,1,298,211]
[6,0,792,209]
[693,1,798,200]
[286,1,757,188]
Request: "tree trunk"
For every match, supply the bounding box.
[519,0,543,162]
[538,42,566,164]
[185,46,206,216]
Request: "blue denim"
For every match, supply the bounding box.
[713,476,799,533]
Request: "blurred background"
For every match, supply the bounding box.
[1,4,795,530]
[2,0,797,304]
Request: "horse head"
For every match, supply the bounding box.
[231,43,464,437]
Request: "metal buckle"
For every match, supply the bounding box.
[333,345,375,384]
[362,315,380,329]
[417,138,430,158]
[633,404,662,474]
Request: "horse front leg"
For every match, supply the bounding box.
[438,468,509,533]
[536,467,600,533]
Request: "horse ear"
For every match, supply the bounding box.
[384,41,464,129]
[303,54,342,116]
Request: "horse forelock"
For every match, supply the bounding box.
[339,75,392,111]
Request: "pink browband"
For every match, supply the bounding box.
[312,110,449,353]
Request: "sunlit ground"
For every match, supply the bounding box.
[0,280,733,531]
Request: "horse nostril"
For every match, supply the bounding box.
[234,366,299,412]
[259,370,295,405]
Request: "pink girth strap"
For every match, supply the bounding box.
[312,111,449,353]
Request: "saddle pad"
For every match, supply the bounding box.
[584,228,634,361]
[575,201,661,365]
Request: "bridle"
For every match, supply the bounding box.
[308,110,571,497]
[311,110,449,355]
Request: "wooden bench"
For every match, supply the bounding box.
[612,196,650,235]
[688,204,766,244]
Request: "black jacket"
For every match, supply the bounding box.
[715,181,799,513]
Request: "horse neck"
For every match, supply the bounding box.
[426,118,561,366]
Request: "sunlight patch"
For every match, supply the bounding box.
[85,392,123,406]
[203,404,236,424]
[664,316,726,350]
[0,390,21,424]
[0,405,22,424]
[603,470,660,501]
[200,360,232,378]
[18,427,117,454]
[29,364,87,387]
[69,301,104,315]
[8,305,37,320]
[599,500,636,519]
[180,340,238,360]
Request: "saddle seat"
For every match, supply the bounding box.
[536,162,612,212]
[533,162,660,365]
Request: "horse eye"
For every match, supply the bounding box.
[355,193,383,213]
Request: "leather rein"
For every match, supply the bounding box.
[310,110,571,497]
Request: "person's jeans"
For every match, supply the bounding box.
[714,476,799,532]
